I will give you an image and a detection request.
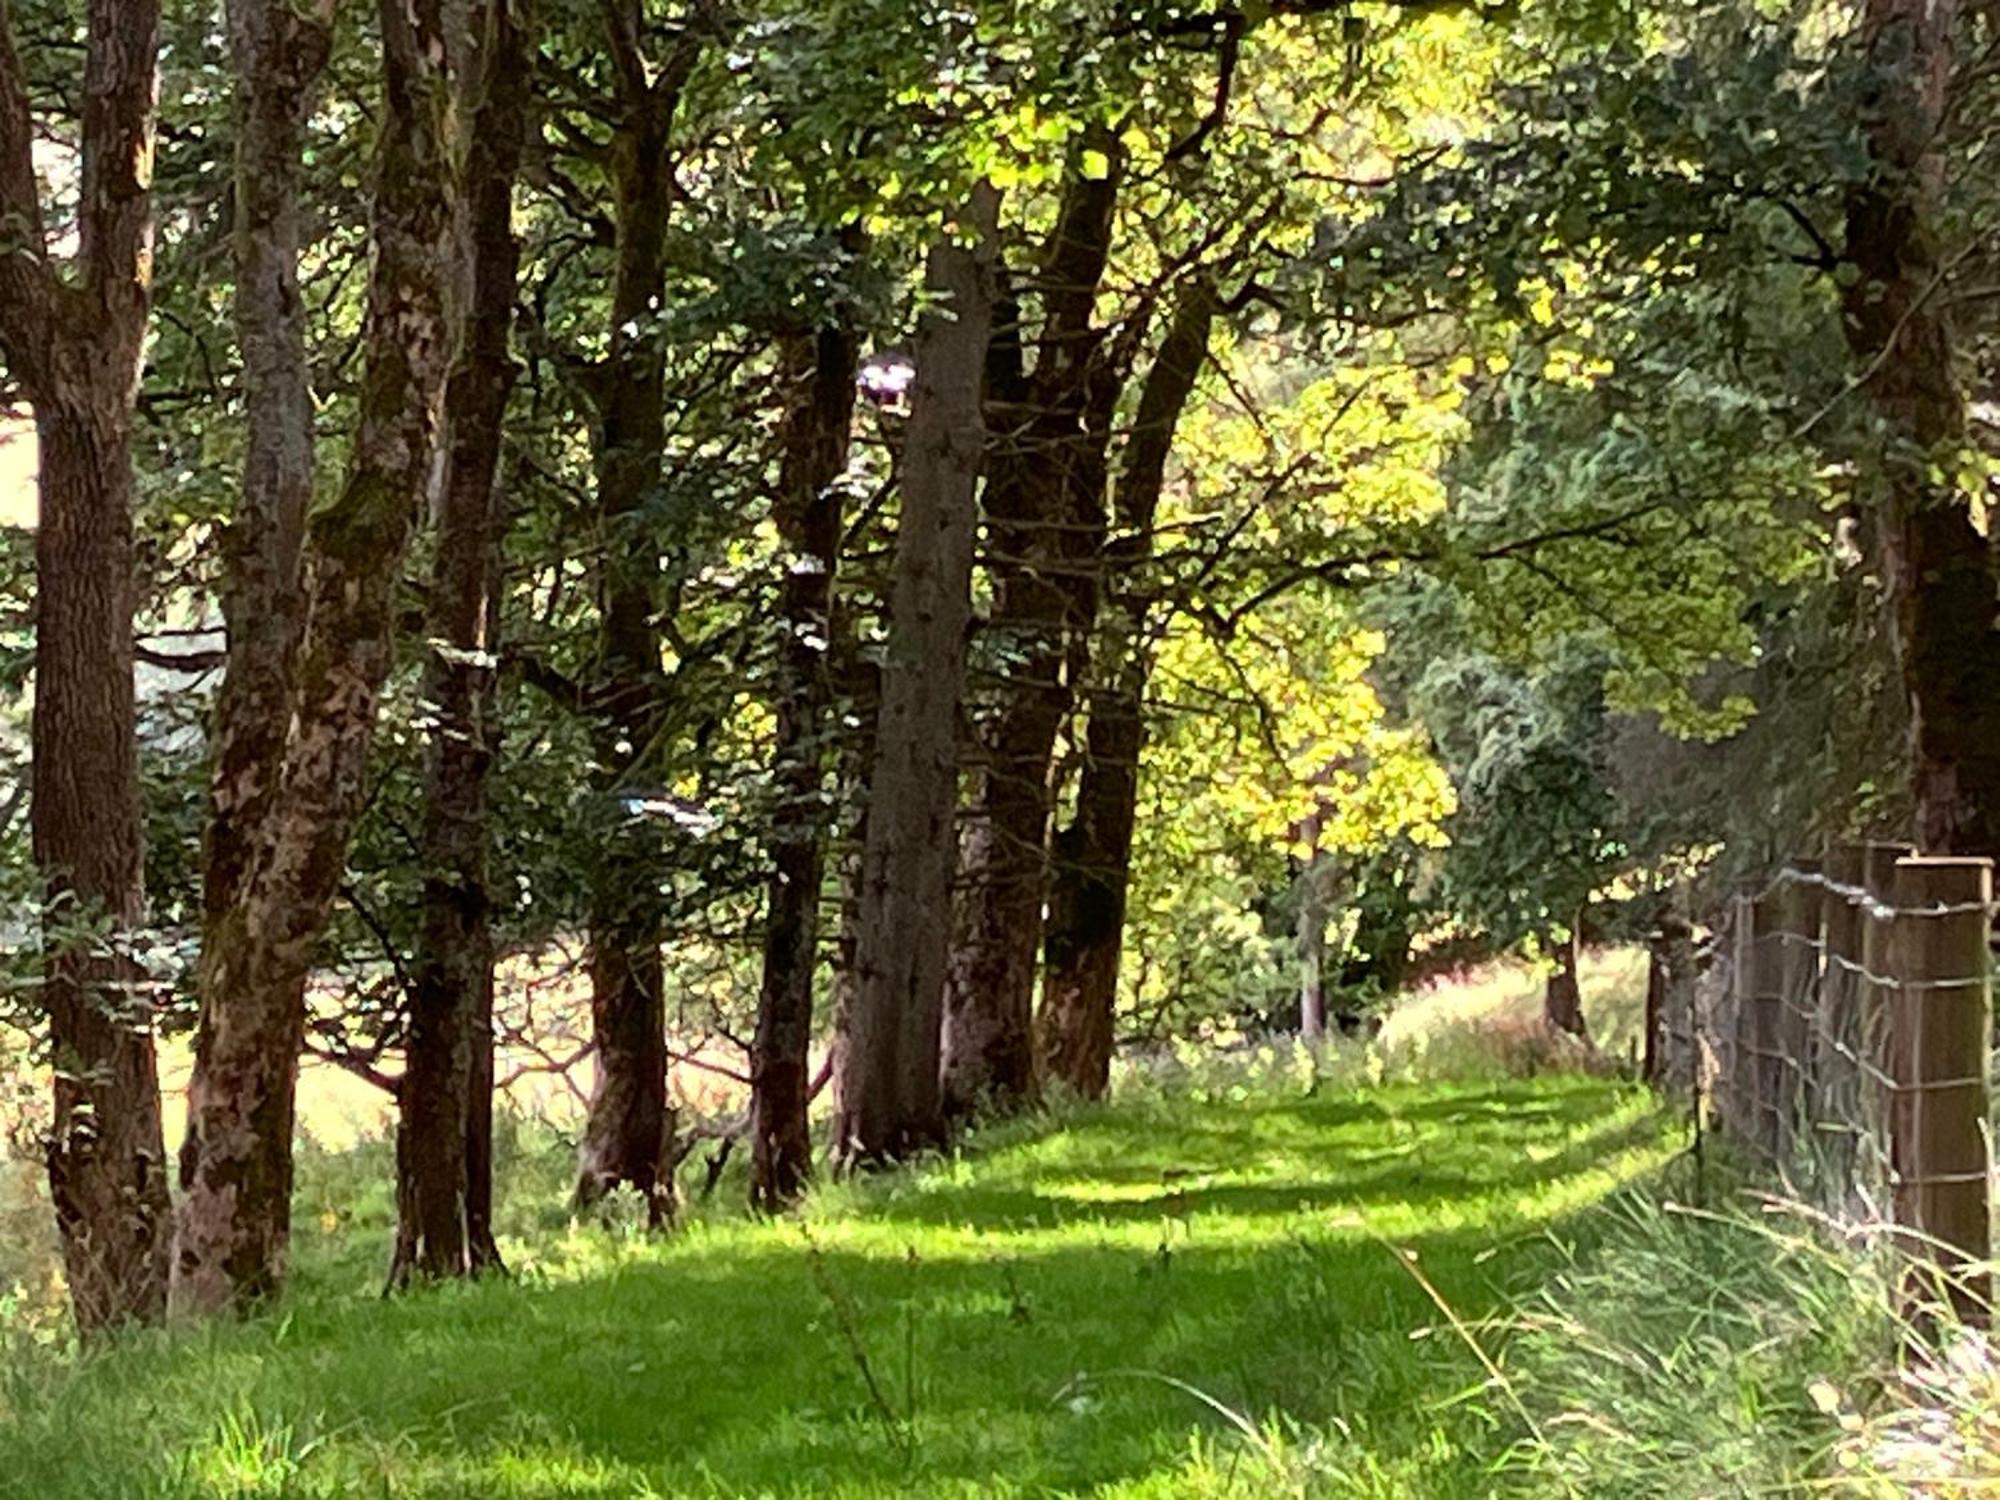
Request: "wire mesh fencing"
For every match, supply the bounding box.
[1652,844,1996,1313]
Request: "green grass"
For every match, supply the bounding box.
[0,1071,1681,1499]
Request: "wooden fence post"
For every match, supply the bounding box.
[1748,885,1785,1162]
[1728,889,1757,1141]
[1860,842,1916,1208]
[1775,859,1821,1162]
[1889,856,1993,1317]
[1819,844,1869,1199]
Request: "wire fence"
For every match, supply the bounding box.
[1652,844,1996,1314]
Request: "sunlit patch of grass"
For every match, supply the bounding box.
[0,1070,1675,1498]
[1381,946,1651,1067]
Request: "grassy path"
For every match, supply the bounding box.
[0,1074,1676,1498]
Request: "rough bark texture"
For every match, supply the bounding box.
[1038,283,1215,1098]
[942,152,1121,1120]
[572,19,705,1222]
[1843,0,2000,856]
[0,0,172,1334]
[174,0,456,1314]
[749,322,858,1211]
[833,184,1001,1166]
[33,402,171,1334]
[203,0,330,933]
[1544,925,1587,1039]
[393,0,529,1285]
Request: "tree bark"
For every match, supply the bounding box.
[203,0,330,934]
[1039,282,1215,1098]
[1842,0,2000,856]
[749,321,859,1211]
[942,151,1121,1120]
[174,0,456,1314]
[0,0,172,1335]
[392,0,529,1285]
[833,184,1001,1166]
[571,19,706,1224]
[1543,924,1587,1039]
[33,402,171,1334]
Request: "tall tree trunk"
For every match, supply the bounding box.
[174,0,456,1314]
[34,403,171,1333]
[0,0,172,1335]
[833,184,1001,1167]
[942,150,1120,1120]
[1843,0,2000,855]
[572,21,705,1223]
[749,321,859,1211]
[1544,923,1587,1039]
[1039,282,1214,1098]
[393,0,529,1285]
[202,0,329,933]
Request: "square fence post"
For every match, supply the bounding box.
[1727,890,1757,1142]
[1860,842,1915,1211]
[1775,860,1822,1167]
[1889,856,1993,1319]
[1748,887,1785,1163]
[1818,844,1869,1202]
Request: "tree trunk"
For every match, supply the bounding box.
[392,0,529,1285]
[571,26,704,1222]
[749,321,859,1211]
[1544,925,1587,1039]
[0,0,172,1335]
[34,402,171,1333]
[464,954,502,1269]
[202,0,328,933]
[174,0,455,1314]
[1842,0,2000,856]
[1296,856,1328,1044]
[1039,282,1215,1098]
[834,184,1001,1167]
[576,915,672,1217]
[942,152,1121,1121]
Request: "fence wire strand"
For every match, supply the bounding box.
[1657,858,1996,1248]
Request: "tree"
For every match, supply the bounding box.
[834,184,1001,1166]
[1038,281,1216,1095]
[393,0,532,1285]
[0,0,173,1334]
[941,144,1124,1120]
[748,316,859,1210]
[175,0,457,1313]
[1840,0,2000,857]
[564,6,712,1222]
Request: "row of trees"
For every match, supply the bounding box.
[1,0,1994,1338]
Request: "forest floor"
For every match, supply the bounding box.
[0,1069,1680,1497]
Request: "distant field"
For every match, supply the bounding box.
[1382,946,1652,1065]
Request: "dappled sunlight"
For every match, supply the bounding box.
[0,1075,1676,1498]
